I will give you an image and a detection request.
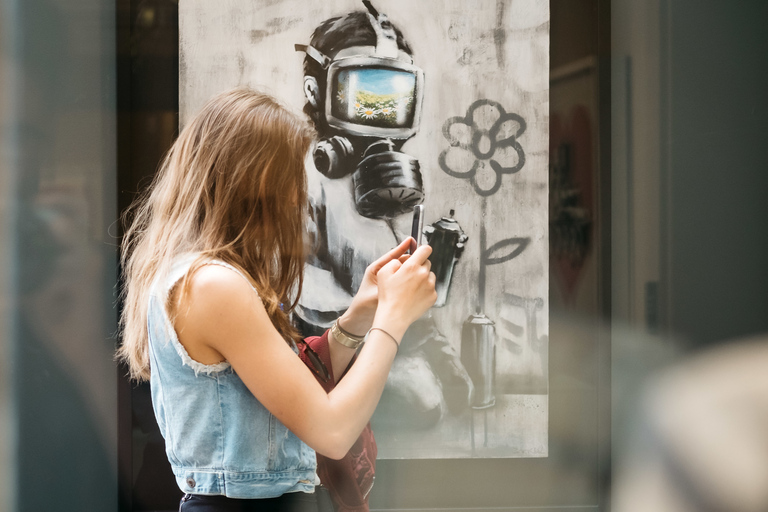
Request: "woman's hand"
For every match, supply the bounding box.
[372,244,437,343]
[338,237,413,336]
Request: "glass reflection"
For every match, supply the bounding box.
[2,0,118,510]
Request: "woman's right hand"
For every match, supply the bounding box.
[372,244,437,342]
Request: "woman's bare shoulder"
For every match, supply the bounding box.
[171,262,270,364]
[181,263,259,310]
[173,264,262,330]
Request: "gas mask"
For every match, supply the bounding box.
[296,6,425,219]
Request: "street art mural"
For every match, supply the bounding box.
[180,0,549,459]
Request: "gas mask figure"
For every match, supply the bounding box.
[295,1,473,432]
[296,0,424,219]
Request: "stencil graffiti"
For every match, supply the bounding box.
[438,99,527,196]
[467,291,547,453]
[295,1,425,219]
[293,1,474,443]
[434,97,537,453]
[499,292,547,369]
[478,222,530,311]
[179,0,550,459]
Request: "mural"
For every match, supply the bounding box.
[180,0,549,459]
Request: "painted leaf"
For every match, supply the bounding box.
[483,237,531,265]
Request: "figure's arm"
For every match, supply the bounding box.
[171,245,436,460]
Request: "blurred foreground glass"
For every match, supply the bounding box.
[0,0,118,510]
[614,338,768,512]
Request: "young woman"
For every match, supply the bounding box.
[117,87,437,511]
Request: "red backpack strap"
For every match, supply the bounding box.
[297,330,377,512]
[298,330,335,393]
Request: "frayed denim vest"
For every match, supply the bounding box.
[147,255,318,498]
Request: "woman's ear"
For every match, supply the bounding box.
[303,76,320,109]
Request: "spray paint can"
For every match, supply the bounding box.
[424,210,468,307]
[461,313,496,409]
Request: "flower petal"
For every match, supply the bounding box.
[493,113,527,145]
[470,160,502,196]
[472,130,495,160]
[490,143,525,174]
[469,100,503,131]
[438,146,478,178]
[442,116,473,148]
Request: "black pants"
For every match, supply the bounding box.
[179,487,333,512]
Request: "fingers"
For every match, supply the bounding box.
[398,253,431,271]
[369,238,412,273]
[427,271,438,305]
[377,257,403,279]
[375,248,438,326]
[402,244,432,268]
[387,237,413,261]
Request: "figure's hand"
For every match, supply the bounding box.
[338,237,413,336]
[373,244,437,342]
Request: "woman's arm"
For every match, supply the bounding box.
[327,238,413,381]
[171,245,436,460]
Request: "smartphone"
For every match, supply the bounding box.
[409,204,425,254]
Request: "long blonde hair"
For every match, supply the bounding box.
[118,87,315,381]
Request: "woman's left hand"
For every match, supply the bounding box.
[338,237,413,336]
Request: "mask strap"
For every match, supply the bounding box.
[363,0,399,59]
[295,44,331,69]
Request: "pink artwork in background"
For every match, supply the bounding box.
[550,105,593,302]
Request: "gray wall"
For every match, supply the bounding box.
[612,0,768,345]
[662,0,768,346]
[610,1,768,507]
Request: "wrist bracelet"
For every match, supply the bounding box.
[367,327,400,351]
[331,319,365,349]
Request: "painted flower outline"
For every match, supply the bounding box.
[438,99,526,196]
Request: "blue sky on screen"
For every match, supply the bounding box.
[349,68,415,95]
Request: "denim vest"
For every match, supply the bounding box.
[147,255,318,498]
